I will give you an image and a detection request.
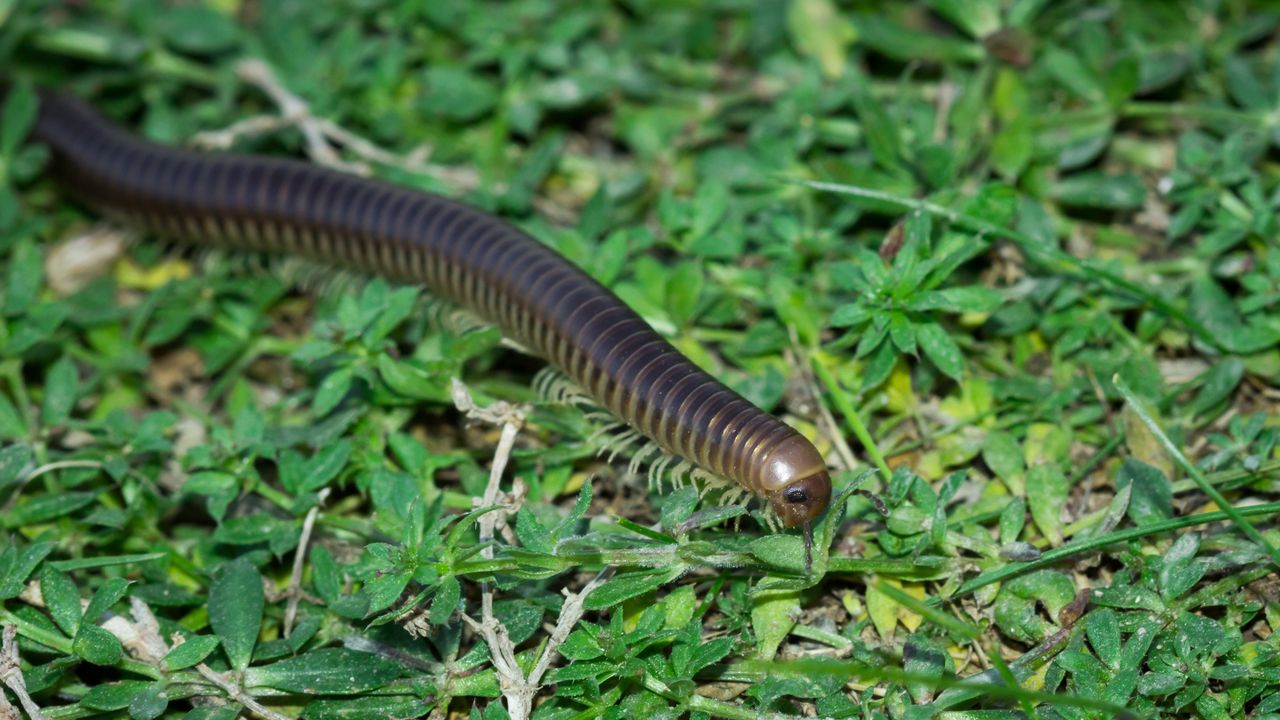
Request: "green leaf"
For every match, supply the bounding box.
[245,648,404,694]
[1026,462,1067,545]
[81,681,154,711]
[853,13,983,63]
[917,322,965,381]
[1105,57,1141,107]
[363,286,419,346]
[998,497,1026,544]
[993,116,1033,180]
[659,487,700,533]
[752,587,800,660]
[211,515,296,547]
[75,623,123,665]
[420,66,498,122]
[0,443,33,486]
[40,568,83,636]
[1,82,37,158]
[184,471,239,522]
[560,628,605,661]
[909,286,1004,314]
[1051,172,1146,210]
[1116,459,1172,526]
[959,182,1020,228]
[41,355,79,428]
[515,507,553,554]
[128,682,169,720]
[430,575,460,626]
[1189,276,1279,353]
[993,570,1076,644]
[1138,671,1185,697]
[993,69,1029,122]
[2,491,96,527]
[661,586,698,630]
[887,312,916,355]
[689,636,734,675]
[1158,532,1205,601]
[1188,359,1243,416]
[83,577,130,622]
[689,182,728,241]
[770,275,821,348]
[1224,56,1270,111]
[313,366,354,416]
[209,559,264,672]
[666,261,703,327]
[861,340,897,391]
[157,5,240,53]
[0,186,14,230]
[925,0,1002,37]
[749,534,807,573]
[361,568,413,616]
[830,302,872,328]
[584,569,680,611]
[848,68,901,169]
[1043,45,1105,103]
[903,634,950,703]
[0,542,53,599]
[982,431,1025,489]
[1086,609,1122,670]
[4,238,42,315]
[300,441,352,493]
[232,404,264,447]
[163,635,220,671]
[376,355,448,402]
[300,696,432,720]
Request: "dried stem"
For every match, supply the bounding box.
[1,625,46,720]
[195,664,291,720]
[192,59,479,189]
[284,487,330,637]
[450,378,611,720]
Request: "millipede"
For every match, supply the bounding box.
[14,85,834,553]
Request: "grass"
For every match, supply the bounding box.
[2,1,1280,718]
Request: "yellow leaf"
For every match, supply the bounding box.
[865,582,898,641]
[936,427,985,467]
[865,580,925,641]
[1024,422,1072,466]
[939,377,993,423]
[786,0,856,80]
[917,451,944,481]
[898,583,927,633]
[563,471,589,496]
[1121,404,1176,480]
[622,592,652,632]
[885,362,916,414]
[1023,662,1049,692]
[840,590,863,618]
[116,257,191,290]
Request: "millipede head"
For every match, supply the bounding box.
[759,435,832,529]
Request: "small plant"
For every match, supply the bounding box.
[828,196,1006,390]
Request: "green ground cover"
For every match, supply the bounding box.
[1,1,1279,718]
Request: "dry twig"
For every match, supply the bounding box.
[193,59,479,190]
[193,662,291,720]
[284,487,330,637]
[1,625,46,720]
[450,378,612,720]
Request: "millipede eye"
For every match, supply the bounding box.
[784,486,809,504]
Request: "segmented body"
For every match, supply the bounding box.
[26,89,831,526]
